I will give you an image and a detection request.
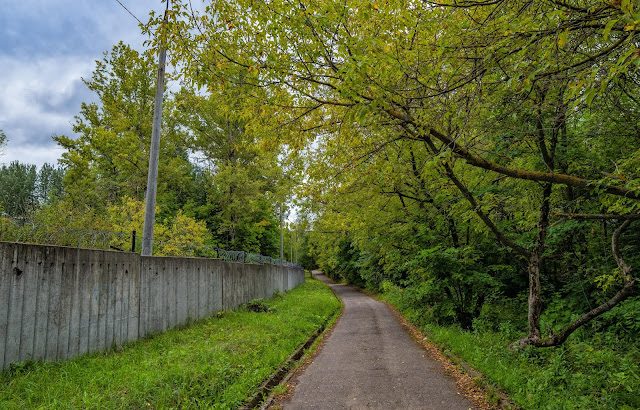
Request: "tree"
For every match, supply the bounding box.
[0,130,6,156]
[55,42,193,214]
[150,0,640,346]
[36,163,64,204]
[107,196,210,256]
[0,161,64,218]
[174,85,289,255]
[0,161,37,218]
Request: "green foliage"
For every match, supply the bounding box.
[0,161,65,218]
[55,42,192,213]
[297,234,318,270]
[0,129,6,155]
[0,161,37,217]
[398,246,499,328]
[107,196,211,256]
[0,279,340,409]
[380,290,640,409]
[597,296,640,339]
[44,41,293,257]
[173,87,289,256]
[35,163,64,204]
[422,324,640,410]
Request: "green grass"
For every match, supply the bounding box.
[421,325,640,410]
[0,278,340,409]
[380,290,640,410]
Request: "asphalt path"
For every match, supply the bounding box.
[281,271,475,410]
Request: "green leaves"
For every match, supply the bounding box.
[0,162,38,217]
[603,19,618,41]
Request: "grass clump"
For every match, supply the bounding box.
[246,298,271,313]
[0,278,340,409]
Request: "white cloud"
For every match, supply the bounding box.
[1,143,65,169]
[0,56,95,166]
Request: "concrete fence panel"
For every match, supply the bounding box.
[0,241,303,370]
[222,261,241,311]
[4,243,26,368]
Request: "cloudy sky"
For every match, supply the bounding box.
[0,0,167,168]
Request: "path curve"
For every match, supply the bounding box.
[281,272,475,410]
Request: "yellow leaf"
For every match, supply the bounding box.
[624,24,635,31]
[557,30,568,47]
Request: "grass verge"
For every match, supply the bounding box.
[0,278,341,409]
[422,324,640,409]
[380,291,640,409]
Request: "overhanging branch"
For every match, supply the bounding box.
[386,108,640,200]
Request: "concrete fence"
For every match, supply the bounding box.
[0,241,304,370]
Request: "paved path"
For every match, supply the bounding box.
[281,272,475,410]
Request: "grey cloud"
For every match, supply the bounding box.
[0,0,155,58]
[0,0,167,166]
[27,77,95,119]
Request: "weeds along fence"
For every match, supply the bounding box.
[0,217,299,268]
[0,239,304,371]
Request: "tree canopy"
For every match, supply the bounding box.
[141,0,640,347]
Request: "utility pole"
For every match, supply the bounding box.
[279,203,284,264]
[142,1,169,256]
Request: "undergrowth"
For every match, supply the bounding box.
[0,278,340,409]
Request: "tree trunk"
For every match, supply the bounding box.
[518,219,638,347]
[518,183,552,347]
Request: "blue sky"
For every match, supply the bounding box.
[0,0,167,168]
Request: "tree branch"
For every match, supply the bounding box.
[386,108,640,200]
[422,138,531,258]
[554,213,640,220]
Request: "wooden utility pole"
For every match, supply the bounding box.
[142,1,169,256]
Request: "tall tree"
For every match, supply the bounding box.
[36,163,64,204]
[174,82,288,255]
[54,42,193,214]
[0,161,37,218]
[0,130,6,156]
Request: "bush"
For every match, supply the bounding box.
[246,298,270,313]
